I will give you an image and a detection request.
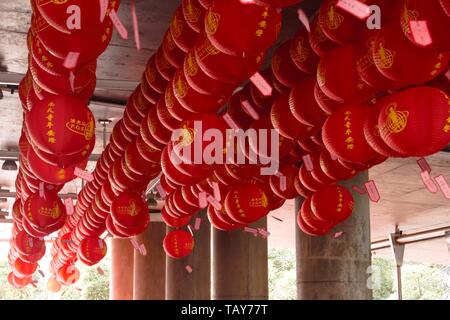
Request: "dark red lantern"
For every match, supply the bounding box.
[290,27,320,74]
[224,184,269,224]
[311,185,354,223]
[111,192,150,233]
[163,229,195,259]
[78,237,107,266]
[272,40,308,88]
[297,196,333,236]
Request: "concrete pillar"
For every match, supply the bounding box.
[133,222,166,300]
[296,171,372,300]
[212,217,268,300]
[110,238,135,300]
[165,210,211,300]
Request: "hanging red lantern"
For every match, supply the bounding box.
[163,229,195,259]
[224,184,269,224]
[269,164,298,199]
[78,237,107,266]
[294,173,313,198]
[207,204,240,231]
[14,230,45,256]
[156,96,182,131]
[290,27,320,75]
[310,153,336,185]
[297,196,333,236]
[125,140,161,179]
[162,206,191,228]
[311,185,354,223]
[289,77,328,127]
[8,272,32,288]
[317,45,378,104]
[308,15,338,57]
[377,86,450,157]
[111,192,150,233]
[322,105,382,164]
[298,163,325,192]
[182,0,206,33]
[144,55,168,95]
[23,191,67,233]
[170,5,198,53]
[313,82,344,115]
[155,46,177,81]
[57,264,80,286]
[162,30,186,69]
[205,0,281,56]
[25,95,95,164]
[225,93,254,130]
[401,0,450,51]
[372,21,448,85]
[249,69,277,114]
[272,40,308,88]
[13,257,38,277]
[47,276,62,292]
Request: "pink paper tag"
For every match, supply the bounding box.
[98,239,104,248]
[156,184,166,199]
[222,113,241,130]
[409,20,433,47]
[130,238,140,250]
[364,180,380,203]
[279,175,287,191]
[250,72,273,97]
[336,0,371,20]
[417,157,431,173]
[434,175,450,200]
[212,182,221,201]
[244,226,258,237]
[64,198,74,215]
[74,167,94,182]
[446,68,450,80]
[257,228,270,238]
[99,0,108,22]
[97,267,105,275]
[352,185,367,195]
[185,265,193,273]
[241,100,260,120]
[109,9,128,39]
[207,195,222,211]
[272,216,283,222]
[28,238,34,248]
[333,231,345,238]
[38,270,45,277]
[330,153,338,160]
[297,8,311,32]
[302,154,314,171]
[131,0,141,50]
[198,192,207,208]
[139,243,147,256]
[69,71,75,93]
[63,52,80,70]
[194,217,202,231]
[420,171,438,193]
[39,182,45,199]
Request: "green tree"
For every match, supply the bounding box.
[268,248,296,300]
[371,257,395,300]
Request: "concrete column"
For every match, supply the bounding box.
[212,217,268,300]
[133,222,166,300]
[165,210,211,300]
[110,238,135,300]
[296,171,372,300]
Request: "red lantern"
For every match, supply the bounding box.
[78,237,107,266]
[311,185,354,223]
[170,5,198,53]
[25,95,95,165]
[57,264,80,286]
[372,21,448,85]
[224,184,269,224]
[225,93,254,130]
[182,0,206,33]
[298,163,324,192]
[205,0,281,56]
[163,229,195,259]
[207,204,240,231]
[14,230,45,256]
[156,96,182,131]
[8,272,32,288]
[310,153,336,185]
[322,105,382,164]
[401,0,450,51]
[294,173,313,198]
[308,15,338,57]
[272,40,308,88]
[269,164,298,199]
[317,45,378,104]
[144,55,168,95]
[23,192,67,233]
[111,192,150,234]
[155,46,177,81]
[165,85,197,121]
[47,276,62,292]
[13,257,38,277]
[290,27,320,74]
[162,206,191,228]
[249,69,278,114]
[297,196,333,236]
[377,87,450,157]
[162,30,186,69]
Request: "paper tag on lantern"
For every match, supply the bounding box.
[212,182,221,201]
[241,100,260,120]
[99,0,108,22]
[420,171,438,193]
[96,267,105,275]
[297,8,311,32]
[330,153,338,161]
[279,175,287,191]
[64,198,74,215]
[38,270,45,277]
[194,217,202,231]
[74,167,94,182]
[272,216,283,222]
[302,154,314,171]
[28,238,34,248]
[109,9,128,39]
[333,231,345,238]
[244,227,258,237]
[336,0,371,20]
[69,71,75,93]
[409,20,433,47]
[446,68,450,80]
[417,157,431,173]
[139,243,147,256]
[250,72,273,97]
[67,265,75,273]
[131,0,141,50]
[39,182,45,199]
[98,239,104,248]
[63,52,80,70]
[156,184,166,199]
[257,228,270,239]
[434,175,450,200]
[207,195,222,211]
[223,113,241,130]
[185,265,193,273]
[352,185,367,195]
[364,180,380,203]
[130,238,140,250]
[198,192,207,208]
